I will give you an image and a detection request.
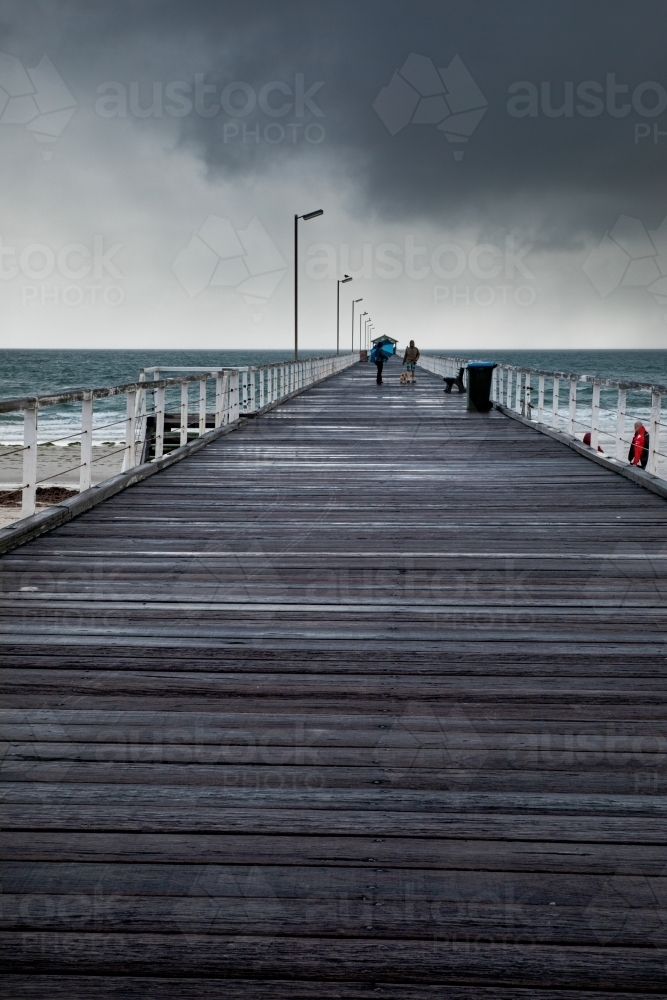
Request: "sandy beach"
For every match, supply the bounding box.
[0,444,125,528]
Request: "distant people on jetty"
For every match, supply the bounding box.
[403,340,420,383]
[629,420,649,468]
[582,432,604,453]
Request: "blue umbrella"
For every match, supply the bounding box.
[370,339,395,363]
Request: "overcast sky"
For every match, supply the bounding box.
[1,0,667,350]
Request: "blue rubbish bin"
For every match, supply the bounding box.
[466,361,496,412]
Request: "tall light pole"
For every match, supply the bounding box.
[367,324,375,350]
[352,298,362,351]
[294,209,323,361]
[365,318,371,350]
[337,275,352,355]
[359,311,367,351]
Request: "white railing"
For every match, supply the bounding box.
[418,354,469,379]
[492,364,667,480]
[0,353,357,521]
[417,353,667,484]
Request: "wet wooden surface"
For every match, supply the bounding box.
[1,359,666,997]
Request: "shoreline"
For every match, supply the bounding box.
[0,444,125,528]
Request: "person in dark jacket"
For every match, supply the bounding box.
[628,420,649,468]
[372,347,385,384]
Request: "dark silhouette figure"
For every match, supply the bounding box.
[444,367,465,393]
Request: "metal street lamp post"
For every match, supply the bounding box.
[337,275,352,355]
[294,209,323,361]
[352,298,362,351]
[359,311,368,352]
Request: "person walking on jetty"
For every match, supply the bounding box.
[403,340,420,383]
[372,346,385,384]
[628,420,649,469]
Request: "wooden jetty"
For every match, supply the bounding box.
[0,359,666,997]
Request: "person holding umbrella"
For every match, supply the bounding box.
[370,340,387,384]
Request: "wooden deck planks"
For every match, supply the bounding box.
[0,359,666,996]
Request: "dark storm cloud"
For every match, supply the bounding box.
[3,0,667,240]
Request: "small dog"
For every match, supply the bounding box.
[399,371,409,384]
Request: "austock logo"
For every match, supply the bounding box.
[172,215,287,315]
[373,53,488,160]
[374,702,487,789]
[172,864,285,946]
[583,213,667,318]
[585,872,667,947]
[0,53,76,160]
[584,542,667,616]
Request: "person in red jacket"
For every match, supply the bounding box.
[628,420,649,468]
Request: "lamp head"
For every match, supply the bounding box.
[341,275,353,283]
[301,209,324,220]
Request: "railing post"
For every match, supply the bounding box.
[180,382,189,446]
[22,404,38,518]
[506,368,512,408]
[124,390,137,469]
[137,371,147,453]
[649,391,660,475]
[215,373,224,427]
[568,378,577,436]
[514,371,521,412]
[199,378,207,436]
[523,373,531,417]
[538,375,545,424]
[591,382,600,451]
[249,370,256,412]
[552,377,559,429]
[80,392,93,492]
[154,386,165,459]
[230,370,239,422]
[616,387,626,461]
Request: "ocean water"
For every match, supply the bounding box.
[0,348,665,446]
[448,350,667,385]
[0,349,333,445]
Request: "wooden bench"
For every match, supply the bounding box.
[444,366,465,393]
